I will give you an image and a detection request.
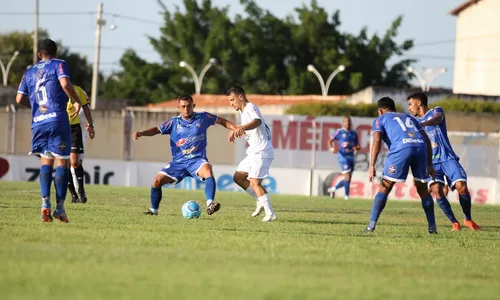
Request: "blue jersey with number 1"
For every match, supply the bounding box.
[17,59,71,129]
[372,112,426,152]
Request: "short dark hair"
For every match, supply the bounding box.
[38,39,58,57]
[406,92,428,106]
[226,85,245,96]
[377,97,396,111]
[178,95,194,102]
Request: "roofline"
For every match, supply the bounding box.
[449,0,482,16]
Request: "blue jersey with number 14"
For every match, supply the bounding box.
[18,59,71,129]
[372,112,426,152]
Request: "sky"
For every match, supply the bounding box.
[0,0,465,89]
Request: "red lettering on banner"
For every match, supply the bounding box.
[356,125,373,153]
[272,120,298,150]
[371,182,380,195]
[321,122,342,151]
[394,183,405,198]
[409,185,419,199]
[475,189,488,204]
[350,181,365,196]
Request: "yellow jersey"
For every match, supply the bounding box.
[67,86,89,125]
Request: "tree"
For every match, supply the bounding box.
[0,30,94,90]
[105,0,416,104]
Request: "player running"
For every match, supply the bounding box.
[407,92,480,231]
[66,85,95,203]
[226,86,277,222]
[16,39,83,223]
[133,95,238,216]
[365,97,438,233]
[326,116,360,200]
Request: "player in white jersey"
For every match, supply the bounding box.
[226,86,277,222]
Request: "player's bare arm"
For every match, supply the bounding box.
[420,130,437,179]
[82,104,95,139]
[133,126,160,141]
[234,118,261,137]
[60,77,82,118]
[15,93,31,108]
[327,137,338,153]
[216,116,238,131]
[420,112,444,127]
[369,131,383,182]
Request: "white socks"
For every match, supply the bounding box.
[245,187,260,207]
[257,194,275,216]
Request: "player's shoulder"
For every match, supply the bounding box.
[433,106,445,114]
[199,111,218,119]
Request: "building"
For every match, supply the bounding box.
[450,0,500,96]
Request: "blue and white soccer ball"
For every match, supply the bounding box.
[181,201,202,219]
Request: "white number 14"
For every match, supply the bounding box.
[393,116,415,132]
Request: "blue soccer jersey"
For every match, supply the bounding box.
[332,128,359,160]
[158,112,218,162]
[417,107,459,164]
[372,112,426,151]
[18,59,71,129]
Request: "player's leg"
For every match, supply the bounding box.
[192,160,220,215]
[445,161,480,230]
[68,153,79,203]
[429,165,461,230]
[29,126,55,222]
[41,123,72,223]
[246,158,276,222]
[327,159,349,199]
[234,156,263,216]
[343,160,355,200]
[365,150,408,232]
[145,162,184,215]
[410,150,437,233]
[69,124,87,203]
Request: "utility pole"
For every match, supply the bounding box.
[90,2,104,110]
[33,0,39,64]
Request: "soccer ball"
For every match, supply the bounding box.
[181,201,201,219]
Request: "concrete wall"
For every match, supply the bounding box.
[0,109,497,163]
[453,0,500,96]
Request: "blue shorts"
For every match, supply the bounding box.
[429,159,467,191]
[159,158,209,184]
[338,158,355,174]
[30,122,71,159]
[383,147,428,183]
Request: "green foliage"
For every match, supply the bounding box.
[103,0,416,104]
[286,102,403,117]
[0,30,94,90]
[431,97,500,114]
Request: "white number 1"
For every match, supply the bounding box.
[393,116,415,132]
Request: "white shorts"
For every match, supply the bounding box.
[236,155,273,179]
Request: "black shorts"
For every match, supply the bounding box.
[70,124,84,154]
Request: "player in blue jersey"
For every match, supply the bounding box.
[365,97,438,233]
[15,39,84,223]
[407,92,480,231]
[326,116,360,200]
[133,95,238,216]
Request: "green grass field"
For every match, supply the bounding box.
[1,181,499,300]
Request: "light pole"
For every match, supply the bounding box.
[307,64,346,96]
[407,66,446,92]
[179,58,218,95]
[0,51,20,87]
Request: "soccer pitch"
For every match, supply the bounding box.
[1,181,499,300]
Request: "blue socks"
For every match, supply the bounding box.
[150,186,162,211]
[39,165,53,208]
[421,194,436,230]
[204,177,216,205]
[458,192,472,221]
[334,180,346,191]
[54,166,69,211]
[368,192,388,228]
[436,197,458,223]
[344,181,351,198]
